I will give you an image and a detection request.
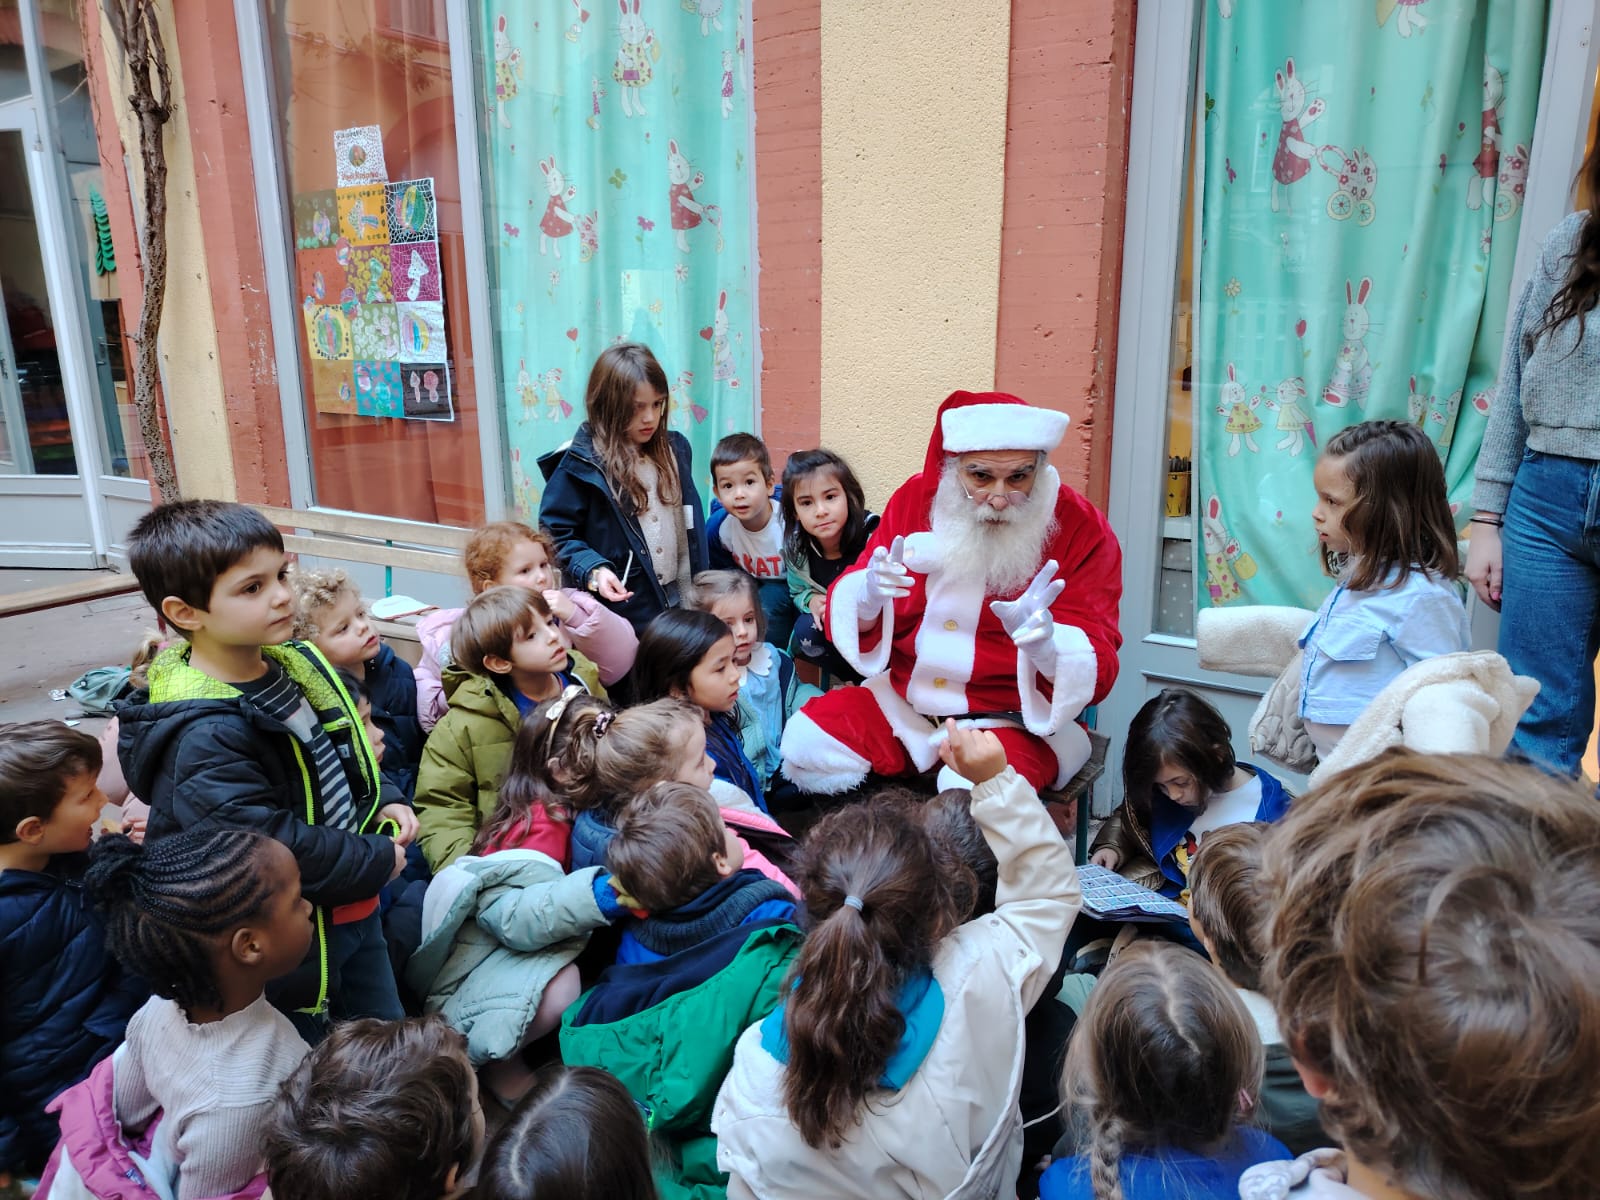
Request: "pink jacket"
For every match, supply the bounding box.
[38,1056,268,1200]
[415,589,639,730]
[721,806,800,897]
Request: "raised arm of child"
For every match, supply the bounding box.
[937,720,1082,1008]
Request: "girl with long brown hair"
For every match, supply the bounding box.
[1300,420,1469,761]
[1039,940,1287,1200]
[539,343,709,632]
[712,724,1080,1199]
[1467,123,1600,776]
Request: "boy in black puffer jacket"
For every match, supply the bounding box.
[0,722,147,1183]
[117,500,413,1042]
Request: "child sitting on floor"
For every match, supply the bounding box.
[1187,823,1325,1157]
[82,828,313,1200]
[606,781,796,964]
[688,569,819,805]
[1040,940,1289,1199]
[476,1066,659,1200]
[292,567,424,800]
[631,609,764,809]
[1239,750,1600,1200]
[0,722,147,1187]
[415,586,604,871]
[559,697,796,895]
[1090,688,1290,899]
[416,521,636,731]
[263,1015,483,1200]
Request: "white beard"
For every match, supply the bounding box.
[930,464,1059,597]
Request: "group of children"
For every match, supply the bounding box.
[2,341,1589,1200]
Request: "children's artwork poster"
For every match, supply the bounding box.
[293,129,454,423]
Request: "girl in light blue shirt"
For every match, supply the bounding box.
[1300,421,1471,759]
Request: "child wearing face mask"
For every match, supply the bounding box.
[1089,688,1290,899]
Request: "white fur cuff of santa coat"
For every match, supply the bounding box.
[827,568,892,678]
[1018,623,1096,736]
[942,405,1070,454]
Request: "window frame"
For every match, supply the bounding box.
[233,0,507,525]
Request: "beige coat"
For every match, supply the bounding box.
[711,767,1081,1200]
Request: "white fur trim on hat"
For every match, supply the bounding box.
[941,404,1070,455]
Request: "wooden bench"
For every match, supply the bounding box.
[0,571,141,619]
[256,506,469,660]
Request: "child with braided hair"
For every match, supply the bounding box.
[1038,940,1288,1200]
[82,827,314,1200]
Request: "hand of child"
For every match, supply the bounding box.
[1090,847,1122,870]
[591,567,634,603]
[543,588,578,624]
[389,840,408,881]
[120,797,150,845]
[808,594,826,625]
[935,718,1007,785]
[378,802,419,846]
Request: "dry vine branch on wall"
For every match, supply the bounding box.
[103,0,178,502]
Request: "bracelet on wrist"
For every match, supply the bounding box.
[1468,515,1504,528]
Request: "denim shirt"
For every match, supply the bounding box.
[1298,566,1470,724]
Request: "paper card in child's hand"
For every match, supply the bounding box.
[1078,864,1193,924]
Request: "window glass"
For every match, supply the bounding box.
[48,0,140,477]
[265,0,485,526]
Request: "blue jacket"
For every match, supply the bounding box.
[706,710,763,808]
[0,855,148,1175]
[364,644,423,801]
[1040,1127,1288,1200]
[538,424,709,632]
[617,869,795,964]
[1148,765,1290,895]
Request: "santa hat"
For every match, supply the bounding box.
[923,390,1071,477]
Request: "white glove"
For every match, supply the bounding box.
[860,535,913,619]
[990,560,1064,674]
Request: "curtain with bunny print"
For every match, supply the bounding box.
[477,0,756,519]
[1196,0,1544,610]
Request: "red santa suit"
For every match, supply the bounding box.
[780,391,1123,793]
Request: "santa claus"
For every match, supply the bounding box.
[780,390,1123,793]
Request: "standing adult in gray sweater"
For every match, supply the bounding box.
[1468,137,1600,775]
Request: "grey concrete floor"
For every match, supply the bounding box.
[0,569,159,728]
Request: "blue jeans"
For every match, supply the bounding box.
[288,910,405,1044]
[1499,449,1600,776]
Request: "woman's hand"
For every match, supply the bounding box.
[1089,847,1121,870]
[1465,518,1503,612]
[936,719,1007,785]
[590,567,634,604]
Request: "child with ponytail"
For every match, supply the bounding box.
[712,724,1081,1199]
[1039,940,1288,1200]
[81,828,314,1200]
[560,697,796,895]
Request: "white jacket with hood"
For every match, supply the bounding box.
[711,766,1080,1200]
